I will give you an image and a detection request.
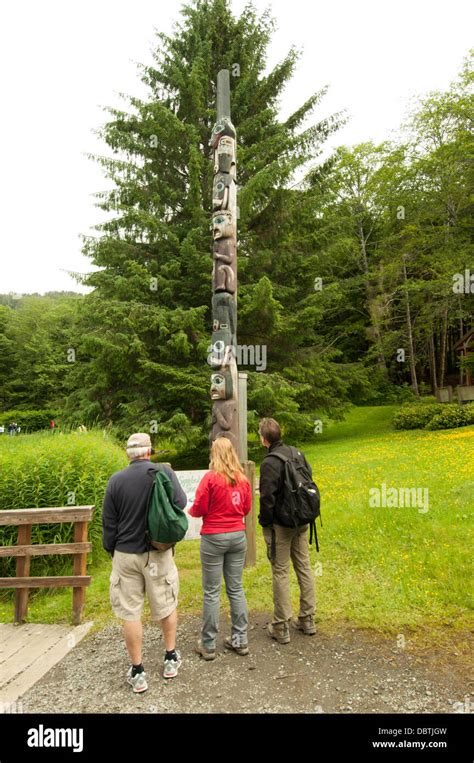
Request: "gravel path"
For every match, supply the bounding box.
[19,614,471,714]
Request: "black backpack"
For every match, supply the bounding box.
[268,446,322,551]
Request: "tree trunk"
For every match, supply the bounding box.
[459,305,464,385]
[358,220,387,375]
[429,333,438,396]
[438,308,448,388]
[402,256,419,397]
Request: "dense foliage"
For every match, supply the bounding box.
[393,402,474,430]
[0,2,471,458]
[0,430,127,578]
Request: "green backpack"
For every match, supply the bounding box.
[146,467,188,551]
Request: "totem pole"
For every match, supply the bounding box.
[209,69,239,455]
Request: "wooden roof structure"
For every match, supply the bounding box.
[454,328,474,351]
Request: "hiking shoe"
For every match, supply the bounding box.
[224,636,249,656]
[293,616,317,636]
[163,649,182,679]
[126,666,148,693]
[268,623,290,644]
[194,641,216,661]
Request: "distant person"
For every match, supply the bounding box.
[190,437,251,660]
[258,418,316,644]
[102,432,187,693]
[49,420,56,432]
[8,422,15,436]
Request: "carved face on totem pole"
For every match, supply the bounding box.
[210,369,233,400]
[212,292,236,338]
[212,172,236,211]
[209,117,236,149]
[214,136,236,176]
[209,332,235,369]
[213,210,235,240]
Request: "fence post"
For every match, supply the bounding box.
[243,460,256,567]
[72,521,88,625]
[14,525,31,624]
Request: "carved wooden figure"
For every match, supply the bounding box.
[211,369,233,400]
[212,292,236,341]
[210,116,236,149]
[213,172,236,211]
[213,239,236,293]
[209,69,239,456]
[213,210,236,240]
[211,400,238,451]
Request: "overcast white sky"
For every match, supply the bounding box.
[0,0,472,295]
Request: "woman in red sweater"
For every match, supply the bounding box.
[189,436,251,660]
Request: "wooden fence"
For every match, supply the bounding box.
[0,506,94,625]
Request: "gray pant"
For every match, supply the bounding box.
[200,531,248,649]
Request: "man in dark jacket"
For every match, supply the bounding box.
[102,432,187,692]
[258,418,316,644]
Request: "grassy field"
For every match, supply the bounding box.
[0,406,472,648]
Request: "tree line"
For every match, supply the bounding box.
[0,1,472,454]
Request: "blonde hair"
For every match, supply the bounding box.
[210,437,246,486]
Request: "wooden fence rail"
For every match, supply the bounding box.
[0,506,94,625]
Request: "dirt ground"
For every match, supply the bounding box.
[18,613,473,714]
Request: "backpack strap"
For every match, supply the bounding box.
[309,519,320,553]
[265,449,289,464]
[144,465,162,565]
[269,446,304,466]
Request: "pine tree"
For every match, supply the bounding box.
[66,0,344,450]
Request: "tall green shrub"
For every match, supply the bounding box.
[0,430,127,579]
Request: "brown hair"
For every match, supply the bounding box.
[258,418,281,444]
[210,437,246,486]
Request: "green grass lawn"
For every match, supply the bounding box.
[1,406,472,648]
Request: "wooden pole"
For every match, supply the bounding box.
[209,69,240,456]
[217,69,231,119]
[14,525,31,624]
[238,372,248,462]
[243,460,256,567]
[72,521,88,625]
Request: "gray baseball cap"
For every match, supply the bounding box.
[126,433,154,452]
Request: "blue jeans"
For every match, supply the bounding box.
[200,531,248,649]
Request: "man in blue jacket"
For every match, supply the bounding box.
[103,432,187,693]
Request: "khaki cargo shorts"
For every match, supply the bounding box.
[109,549,179,622]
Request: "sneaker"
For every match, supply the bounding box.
[194,641,216,661]
[224,636,249,656]
[126,666,148,693]
[293,616,316,635]
[268,622,290,644]
[163,649,182,679]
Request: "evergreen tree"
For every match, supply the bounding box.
[66,0,344,449]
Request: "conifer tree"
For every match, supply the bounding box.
[66,0,343,448]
